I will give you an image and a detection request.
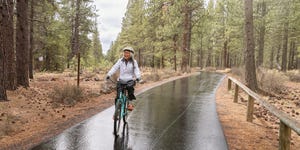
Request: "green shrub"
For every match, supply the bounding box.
[51,84,83,106]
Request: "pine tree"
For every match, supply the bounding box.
[16,0,29,87]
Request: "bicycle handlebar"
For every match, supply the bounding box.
[106,78,141,84]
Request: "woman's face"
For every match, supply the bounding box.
[123,50,131,60]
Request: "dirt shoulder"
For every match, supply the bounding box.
[216,75,300,150]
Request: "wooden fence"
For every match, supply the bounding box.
[227,76,300,150]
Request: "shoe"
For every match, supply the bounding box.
[127,104,134,111]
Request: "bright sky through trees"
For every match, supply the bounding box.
[94,0,128,54]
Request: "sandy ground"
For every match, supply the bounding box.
[0,69,299,150]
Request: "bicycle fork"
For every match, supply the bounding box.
[119,93,126,118]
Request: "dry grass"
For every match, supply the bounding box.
[203,67,217,72]
[50,84,83,106]
[286,70,300,82]
[231,67,245,81]
[0,113,19,137]
[142,68,180,82]
[257,69,288,93]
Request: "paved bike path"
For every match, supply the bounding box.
[32,72,228,150]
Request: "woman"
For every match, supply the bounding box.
[106,46,141,111]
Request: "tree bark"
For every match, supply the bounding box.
[244,0,258,91]
[281,21,289,72]
[2,0,16,90]
[29,0,34,79]
[281,2,289,72]
[173,34,178,71]
[16,0,29,87]
[276,43,281,70]
[270,46,274,69]
[223,39,228,68]
[181,0,192,73]
[197,33,203,68]
[71,0,80,57]
[257,1,266,67]
[0,2,7,100]
[288,40,295,70]
[296,49,300,70]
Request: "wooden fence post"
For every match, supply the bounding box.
[228,78,232,90]
[234,84,239,103]
[279,121,291,150]
[247,95,254,122]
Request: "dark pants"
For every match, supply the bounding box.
[115,82,136,103]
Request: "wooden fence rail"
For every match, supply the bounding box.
[227,77,300,150]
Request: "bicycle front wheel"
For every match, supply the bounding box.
[123,99,129,124]
[114,101,122,136]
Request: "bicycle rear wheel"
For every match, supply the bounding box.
[114,101,122,136]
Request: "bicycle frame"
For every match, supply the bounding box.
[117,87,128,120]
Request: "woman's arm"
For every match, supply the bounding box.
[107,59,121,77]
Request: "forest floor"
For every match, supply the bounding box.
[0,68,299,150]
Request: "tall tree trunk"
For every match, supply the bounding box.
[200,35,203,69]
[173,34,177,71]
[72,0,80,56]
[257,1,266,67]
[223,39,228,68]
[270,46,274,69]
[281,2,289,72]
[29,0,34,79]
[276,43,281,70]
[68,0,80,66]
[281,21,289,72]
[16,0,29,87]
[151,47,155,68]
[197,33,203,68]
[191,51,193,68]
[181,0,192,73]
[244,0,258,91]
[206,47,212,67]
[0,2,7,100]
[227,51,231,68]
[2,0,16,90]
[288,40,295,70]
[296,48,300,70]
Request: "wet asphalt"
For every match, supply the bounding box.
[31,72,228,150]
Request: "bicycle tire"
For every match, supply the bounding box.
[123,99,129,124]
[114,101,122,136]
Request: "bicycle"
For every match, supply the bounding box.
[108,79,136,137]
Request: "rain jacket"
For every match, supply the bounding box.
[107,58,141,82]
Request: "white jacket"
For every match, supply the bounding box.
[107,58,141,82]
